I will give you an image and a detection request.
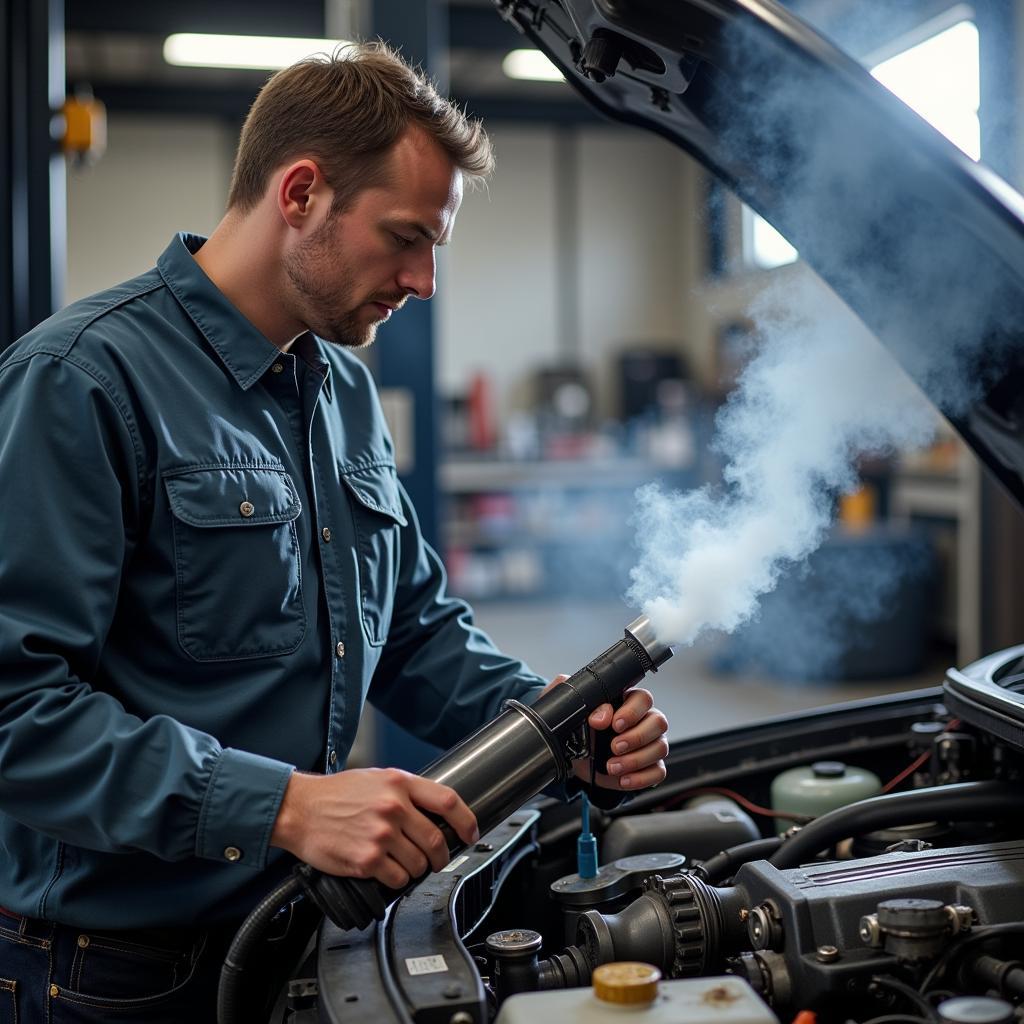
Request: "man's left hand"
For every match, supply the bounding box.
[542,676,669,791]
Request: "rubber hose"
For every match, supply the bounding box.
[697,837,784,885]
[769,781,1023,869]
[217,873,304,1024]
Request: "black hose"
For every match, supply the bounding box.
[859,1016,931,1024]
[972,954,1024,999]
[919,923,1024,993]
[869,975,939,1022]
[217,872,304,1024]
[769,781,1024,869]
[696,836,784,885]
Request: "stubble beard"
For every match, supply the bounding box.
[283,221,377,349]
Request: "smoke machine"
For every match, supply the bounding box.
[217,616,673,1023]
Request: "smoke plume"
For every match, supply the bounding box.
[628,281,935,646]
[626,11,1024,649]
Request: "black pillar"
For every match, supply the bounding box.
[368,0,449,771]
[367,0,447,550]
[1,0,65,349]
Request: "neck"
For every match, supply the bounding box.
[192,209,304,351]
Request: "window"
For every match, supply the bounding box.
[743,15,980,270]
[870,19,979,161]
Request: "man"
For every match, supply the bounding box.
[0,44,669,1020]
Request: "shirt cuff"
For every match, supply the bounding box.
[195,748,294,870]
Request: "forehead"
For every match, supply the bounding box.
[356,127,463,238]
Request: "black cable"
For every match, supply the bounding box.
[919,923,1024,994]
[860,1016,931,1024]
[869,975,939,1022]
[217,873,304,1024]
[769,781,1023,869]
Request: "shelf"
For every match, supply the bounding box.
[439,456,673,493]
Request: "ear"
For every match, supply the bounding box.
[276,159,328,229]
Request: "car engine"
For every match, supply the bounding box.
[263,642,1024,1024]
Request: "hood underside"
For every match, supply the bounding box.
[496,0,1024,508]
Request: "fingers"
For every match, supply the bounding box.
[608,706,669,761]
[588,703,614,729]
[269,768,479,883]
[406,774,479,849]
[400,805,452,874]
[605,734,670,784]
[597,687,655,732]
[580,689,670,794]
[539,673,571,696]
[598,753,668,791]
[386,831,432,884]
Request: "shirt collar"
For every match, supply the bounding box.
[292,331,334,402]
[157,232,286,392]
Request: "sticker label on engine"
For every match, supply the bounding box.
[440,854,469,873]
[405,955,449,976]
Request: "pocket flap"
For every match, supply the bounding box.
[164,466,302,528]
[340,463,408,526]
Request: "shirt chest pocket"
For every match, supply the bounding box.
[164,465,305,661]
[341,463,407,647]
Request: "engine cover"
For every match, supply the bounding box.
[733,840,1024,1009]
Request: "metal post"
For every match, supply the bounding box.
[367,0,445,550]
[2,0,65,349]
[367,0,447,771]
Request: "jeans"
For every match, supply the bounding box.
[0,902,326,1024]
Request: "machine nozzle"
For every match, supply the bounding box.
[624,615,673,671]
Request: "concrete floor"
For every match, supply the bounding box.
[470,600,949,741]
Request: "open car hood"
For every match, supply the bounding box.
[496,0,1024,508]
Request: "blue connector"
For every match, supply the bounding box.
[576,792,598,879]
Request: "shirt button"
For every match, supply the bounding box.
[335,641,345,659]
[321,527,332,542]
[329,749,337,766]
[271,362,284,374]
[239,501,255,518]
[224,846,243,862]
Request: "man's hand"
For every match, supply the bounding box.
[542,676,669,791]
[270,767,479,888]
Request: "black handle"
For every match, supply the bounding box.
[591,723,617,779]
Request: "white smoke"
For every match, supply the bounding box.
[627,276,937,647]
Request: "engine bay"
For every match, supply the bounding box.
[276,648,1024,1024]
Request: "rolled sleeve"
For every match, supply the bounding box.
[195,749,294,869]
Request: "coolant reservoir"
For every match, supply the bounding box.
[493,968,778,1023]
[770,761,881,833]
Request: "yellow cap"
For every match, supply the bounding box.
[592,962,661,1005]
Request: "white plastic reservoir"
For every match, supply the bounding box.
[493,966,778,1024]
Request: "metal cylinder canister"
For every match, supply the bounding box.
[770,761,881,833]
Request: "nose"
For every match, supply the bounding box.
[396,246,436,301]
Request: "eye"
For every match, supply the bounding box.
[392,233,415,249]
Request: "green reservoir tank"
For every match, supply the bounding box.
[770,760,882,833]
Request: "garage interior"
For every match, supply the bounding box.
[5,0,1024,771]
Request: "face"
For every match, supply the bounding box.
[283,127,463,348]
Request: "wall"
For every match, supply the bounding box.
[66,116,233,302]
[434,125,561,417]
[66,115,701,426]
[436,123,697,420]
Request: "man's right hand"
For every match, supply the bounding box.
[269,767,479,889]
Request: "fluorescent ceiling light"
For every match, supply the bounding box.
[164,33,350,71]
[502,49,565,82]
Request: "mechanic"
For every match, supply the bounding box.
[0,42,669,1023]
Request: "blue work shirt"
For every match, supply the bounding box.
[0,233,547,928]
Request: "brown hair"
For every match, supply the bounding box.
[227,42,494,214]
